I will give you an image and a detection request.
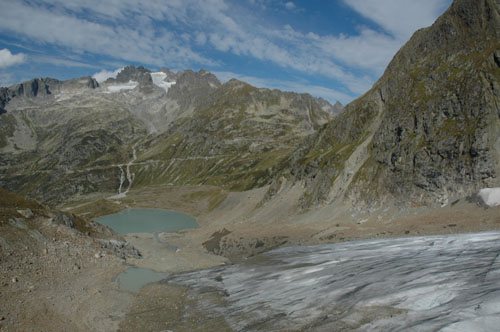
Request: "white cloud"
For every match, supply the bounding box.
[314,27,401,76]
[195,0,449,95]
[0,48,26,68]
[343,0,452,40]
[0,0,452,100]
[33,55,99,68]
[0,1,216,68]
[195,32,207,45]
[92,68,124,83]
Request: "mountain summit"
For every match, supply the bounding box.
[264,0,500,212]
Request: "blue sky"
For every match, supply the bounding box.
[0,0,452,104]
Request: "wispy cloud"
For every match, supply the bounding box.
[330,0,452,75]
[33,55,99,69]
[0,0,452,102]
[343,0,451,40]
[0,1,216,68]
[0,48,26,68]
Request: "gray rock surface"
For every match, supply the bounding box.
[96,238,141,259]
[270,0,500,210]
[106,65,150,83]
[315,97,343,115]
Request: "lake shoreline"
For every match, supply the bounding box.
[59,185,500,331]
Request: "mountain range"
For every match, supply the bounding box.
[0,0,499,222]
[2,0,500,330]
[0,64,332,205]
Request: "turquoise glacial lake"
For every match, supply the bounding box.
[95,208,198,235]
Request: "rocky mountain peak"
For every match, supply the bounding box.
[224,78,247,88]
[315,97,343,115]
[61,76,99,90]
[333,101,344,113]
[270,0,500,211]
[159,67,179,81]
[107,65,151,84]
[175,69,221,88]
[0,78,61,114]
[11,77,61,98]
[165,69,222,110]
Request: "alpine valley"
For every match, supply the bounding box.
[1,0,500,331]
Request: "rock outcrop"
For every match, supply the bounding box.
[315,97,343,116]
[166,69,221,111]
[107,65,151,83]
[273,0,500,210]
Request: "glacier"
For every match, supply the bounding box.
[167,231,500,331]
[150,72,175,93]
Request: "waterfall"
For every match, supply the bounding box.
[117,166,125,195]
[109,145,138,199]
[123,146,137,196]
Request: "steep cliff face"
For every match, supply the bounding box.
[0,78,58,112]
[275,0,500,209]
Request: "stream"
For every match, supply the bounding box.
[110,145,137,199]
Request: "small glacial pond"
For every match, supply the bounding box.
[113,267,169,292]
[97,208,197,292]
[95,208,198,235]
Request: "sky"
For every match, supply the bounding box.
[0,0,452,105]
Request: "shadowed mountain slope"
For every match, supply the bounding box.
[265,0,500,212]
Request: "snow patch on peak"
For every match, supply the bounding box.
[151,72,176,93]
[478,188,500,207]
[106,81,138,93]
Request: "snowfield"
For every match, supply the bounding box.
[106,81,138,93]
[478,188,500,207]
[150,72,175,93]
